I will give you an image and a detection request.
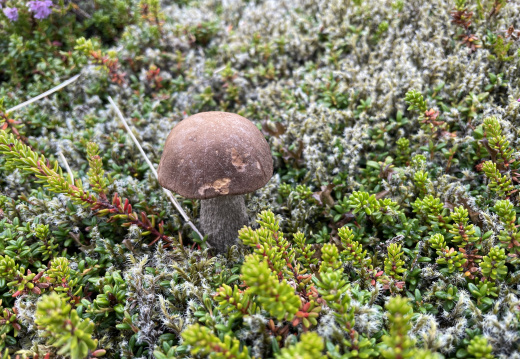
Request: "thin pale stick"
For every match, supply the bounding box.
[107,96,206,244]
[213,66,227,74]
[58,151,74,184]
[6,74,81,113]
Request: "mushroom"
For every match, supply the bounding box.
[157,111,273,253]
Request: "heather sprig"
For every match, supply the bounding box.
[384,243,406,280]
[482,161,514,198]
[379,297,417,358]
[241,254,301,321]
[214,283,256,317]
[413,170,430,196]
[319,242,342,273]
[0,132,177,247]
[35,292,104,359]
[493,200,520,255]
[482,117,513,167]
[429,233,467,273]
[47,257,82,303]
[86,142,109,197]
[316,263,353,325]
[404,90,428,114]
[239,210,296,278]
[316,245,378,358]
[34,223,59,261]
[338,226,372,269]
[216,213,309,325]
[275,332,324,359]
[449,206,479,246]
[412,195,450,232]
[395,137,411,165]
[0,132,96,206]
[86,271,127,324]
[467,336,495,359]
[182,324,251,359]
[0,300,20,350]
[480,246,507,281]
[292,231,318,269]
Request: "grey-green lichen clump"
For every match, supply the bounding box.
[0,0,520,358]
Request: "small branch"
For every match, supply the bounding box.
[58,151,74,184]
[107,96,206,244]
[6,74,81,114]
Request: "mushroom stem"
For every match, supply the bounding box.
[200,195,248,254]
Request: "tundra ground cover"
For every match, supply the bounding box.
[1,0,520,358]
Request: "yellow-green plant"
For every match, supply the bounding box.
[384,243,406,280]
[480,246,507,281]
[35,292,104,359]
[429,234,467,273]
[449,206,479,246]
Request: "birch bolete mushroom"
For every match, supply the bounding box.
[157,111,273,253]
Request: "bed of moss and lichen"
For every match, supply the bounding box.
[1,0,520,358]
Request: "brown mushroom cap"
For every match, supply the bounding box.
[157,111,273,199]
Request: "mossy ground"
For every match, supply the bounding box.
[1,0,520,358]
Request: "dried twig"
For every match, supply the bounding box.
[6,74,81,114]
[107,96,206,244]
[58,151,74,184]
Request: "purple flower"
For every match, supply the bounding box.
[27,0,53,20]
[3,7,18,22]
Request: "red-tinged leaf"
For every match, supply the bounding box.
[113,192,120,206]
[33,270,45,281]
[159,221,164,234]
[141,211,148,225]
[91,350,107,357]
[124,198,129,212]
[375,190,390,200]
[31,287,42,294]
